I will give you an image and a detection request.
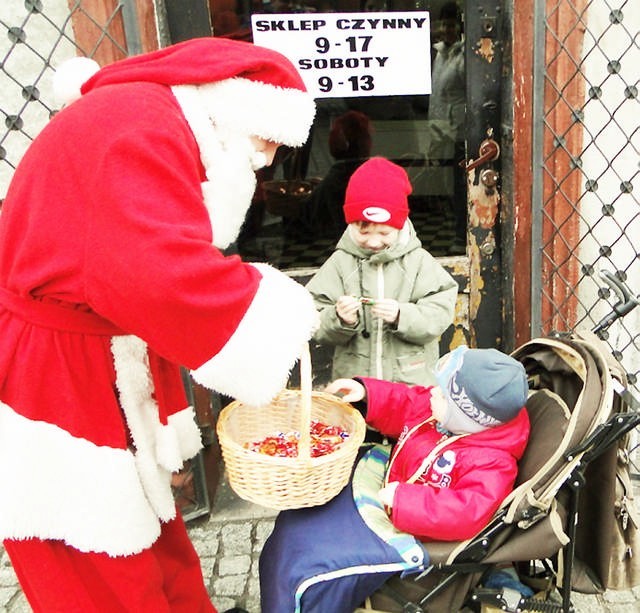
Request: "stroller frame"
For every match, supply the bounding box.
[362,271,640,613]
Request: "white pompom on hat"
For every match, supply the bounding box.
[54,37,315,148]
[52,56,100,107]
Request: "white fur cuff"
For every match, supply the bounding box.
[191,263,317,406]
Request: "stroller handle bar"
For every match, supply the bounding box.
[592,269,639,334]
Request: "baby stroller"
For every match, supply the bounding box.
[355,270,640,613]
[260,270,640,613]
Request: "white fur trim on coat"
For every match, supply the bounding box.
[0,400,161,556]
[160,409,204,469]
[191,263,318,406]
[171,84,257,250]
[111,336,202,518]
[198,77,315,147]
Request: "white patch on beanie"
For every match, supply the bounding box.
[441,377,501,434]
[362,207,392,223]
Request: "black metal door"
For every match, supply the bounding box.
[460,0,505,348]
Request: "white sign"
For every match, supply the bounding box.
[251,12,431,99]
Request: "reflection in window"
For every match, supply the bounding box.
[209,0,467,267]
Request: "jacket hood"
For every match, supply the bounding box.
[336,219,422,263]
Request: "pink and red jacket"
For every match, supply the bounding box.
[360,377,530,541]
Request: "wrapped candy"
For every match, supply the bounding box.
[245,420,350,458]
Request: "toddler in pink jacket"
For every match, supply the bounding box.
[327,345,531,541]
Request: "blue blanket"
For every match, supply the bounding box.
[259,445,428,613]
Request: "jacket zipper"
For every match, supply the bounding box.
[375,263,384,379]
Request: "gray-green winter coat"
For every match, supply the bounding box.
[306,221,458,385]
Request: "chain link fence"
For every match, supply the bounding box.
[532,0,639,470]
[0,1,137,199]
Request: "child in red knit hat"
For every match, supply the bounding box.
[307,157,458,393]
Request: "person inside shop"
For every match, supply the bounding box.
[0,38,318,613]
[295,109,372,243]
[429,1,467,254]
[306,156,458,391]
[259,345,531,613]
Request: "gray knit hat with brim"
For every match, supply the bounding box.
[435,346,529,433]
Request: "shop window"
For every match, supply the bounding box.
[209,0,467,268]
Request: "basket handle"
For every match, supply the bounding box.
[298,342,312,463]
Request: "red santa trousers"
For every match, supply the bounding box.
[3,513,217,613]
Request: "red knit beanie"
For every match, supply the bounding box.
[343,157,411,229]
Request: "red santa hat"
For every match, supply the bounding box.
[53,38,316,248]
[54,37,315,148]
[343,157,411,229]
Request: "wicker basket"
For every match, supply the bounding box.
[262,179,316,217]
[216,346,366,510]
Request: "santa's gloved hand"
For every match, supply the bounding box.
[378,481,399,508]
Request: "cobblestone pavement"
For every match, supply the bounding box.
[2,475,640,612]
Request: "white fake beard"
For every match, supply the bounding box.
[201,128,263,250]
[171,84,266,250]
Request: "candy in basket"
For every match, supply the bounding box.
[216,345,366,510]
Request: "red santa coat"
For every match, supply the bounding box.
[360,377,530,541]
[0,81,316,556]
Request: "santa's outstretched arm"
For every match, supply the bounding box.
[190,262,316,406]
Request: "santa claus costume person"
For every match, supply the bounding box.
[0,38,317,612]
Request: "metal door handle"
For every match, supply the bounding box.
[463,138,500,172]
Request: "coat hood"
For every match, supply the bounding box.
[336,219,423,263]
